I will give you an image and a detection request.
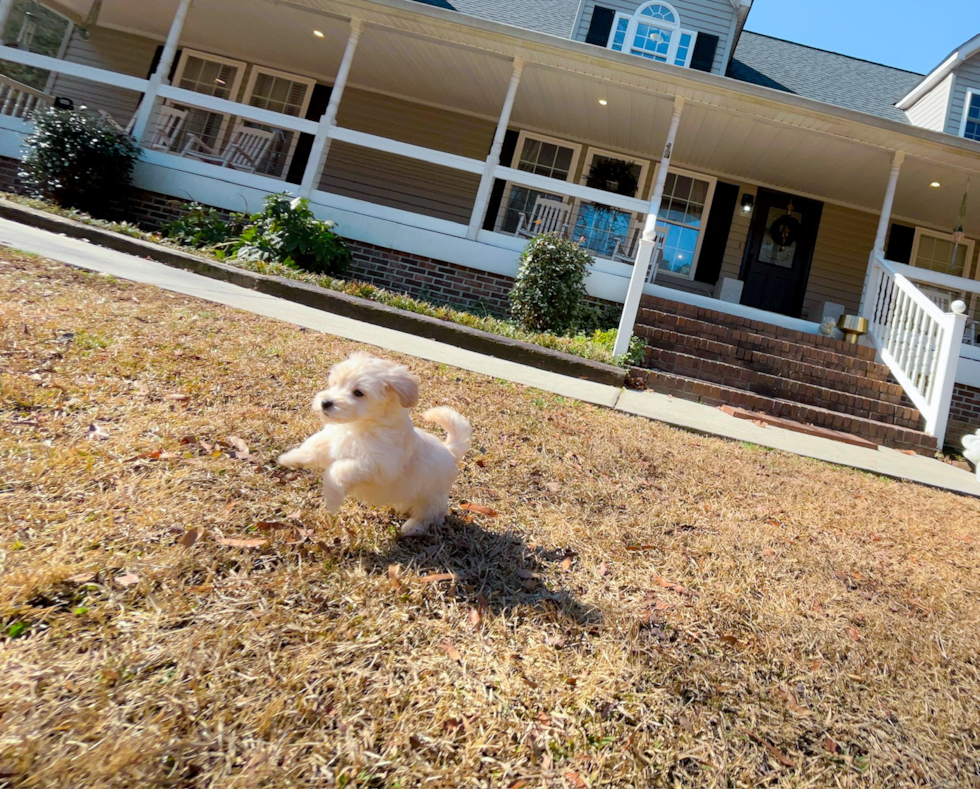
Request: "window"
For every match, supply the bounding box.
[910,228,975,278]
[572,148,649,259]
[655,169,716,279]
[169,50,246,152]
[961,90,980,142]
[241,67,315,178]
[497,132,581,235]
[607,2,697,68]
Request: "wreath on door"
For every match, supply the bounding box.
[769,213,801,250]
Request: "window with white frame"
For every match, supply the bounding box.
[169,50,246,151]
[241,67,315,178]
[655,169,715,279]
[607,2,697,68]
[497,132,581,235]
[910,227,975,278]
[572,148,649,259]
[961,90,980,142]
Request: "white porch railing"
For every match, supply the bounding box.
[0,75,53,118]
[863,253,969,439]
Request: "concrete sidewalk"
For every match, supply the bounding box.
[3,216,979,497]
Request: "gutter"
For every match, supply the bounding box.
[897,33,980,110]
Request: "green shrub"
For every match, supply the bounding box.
[509,233,593,335]
[225,193,351,277]
[19,108,141,217]
[588,328,648,367]
[162,203,245,249]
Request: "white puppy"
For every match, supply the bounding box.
[278,352,472,537]
[964,429,980,482]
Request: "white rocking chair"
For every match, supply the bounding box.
[146,105,187,151]
[921,286,976,346]
[516,196,571,238]
[181,124,276,173]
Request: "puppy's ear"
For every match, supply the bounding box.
[385,364,420,409]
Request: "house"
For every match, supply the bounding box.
[1,0,980,454]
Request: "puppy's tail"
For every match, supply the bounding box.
[423,407,472,462]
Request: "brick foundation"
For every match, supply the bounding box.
[949,383,980,448]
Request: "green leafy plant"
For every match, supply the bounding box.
[589,328,648,366]
[584,156,640,199]
[162,203,245,249]
[510,233,594,335]
[225,193,351,277]
[19,108,141,217]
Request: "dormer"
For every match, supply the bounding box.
[898,33,980,141]
[574,0,752,76]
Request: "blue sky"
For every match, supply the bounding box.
[745,0,979,74]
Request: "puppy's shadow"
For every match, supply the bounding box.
[353,514,601,629]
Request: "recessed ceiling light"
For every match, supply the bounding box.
[598,99,608,106]
[930,181,941,187]
[313,29,325,38]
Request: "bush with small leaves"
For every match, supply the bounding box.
[19,108,141,217]
[225,193,351,277]
[509,233,594,335]
[162,203,246,249]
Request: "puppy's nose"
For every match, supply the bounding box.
[321,400,334,411]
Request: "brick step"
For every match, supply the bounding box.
[638,326,906,404]
[639,294,877,361]
[636,308,889,380]
[641,347,922,427]
[631,367,938,456]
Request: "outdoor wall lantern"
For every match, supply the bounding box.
[741,193,755,213]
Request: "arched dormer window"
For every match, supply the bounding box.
[608,2,697,68]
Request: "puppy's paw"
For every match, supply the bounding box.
[277,448,305,468]
[399,518,429,538]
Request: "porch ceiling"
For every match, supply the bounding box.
[81,0,980,235]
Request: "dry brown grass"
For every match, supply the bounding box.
[2,251,980,789]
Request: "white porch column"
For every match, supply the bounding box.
[0,0,15,42]
[301,18,363,197]
[466,57,524,240]
[612,95,685,358]
[859,149,905,315]
[130,0,192,141]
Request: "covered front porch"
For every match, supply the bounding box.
[2,0,980,444]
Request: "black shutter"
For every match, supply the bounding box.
[690,33,718,72]
[147,45,182,81]
[694,181,739,285]
[285,83,333,186]
[885,222,915,264]
[585,7,616,46]
[482,128,520,232]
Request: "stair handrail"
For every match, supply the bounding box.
[862,252,967,440]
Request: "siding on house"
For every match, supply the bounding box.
[574,0,735,75]
[803,203,878,319]
[905,72,953,132]
[320,89,494,224]
[948,52,980,136]
[48,27,157,124]
[718,183,754,284]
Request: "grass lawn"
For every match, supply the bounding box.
[2,250,980,788]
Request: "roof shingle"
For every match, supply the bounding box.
[444,0,580,39]
[727,32,924,123]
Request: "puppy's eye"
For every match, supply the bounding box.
[353,389,365,398]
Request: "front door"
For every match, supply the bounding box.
[740,189,823,317]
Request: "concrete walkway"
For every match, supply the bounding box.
[3,216,979,497]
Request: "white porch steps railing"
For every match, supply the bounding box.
[0,75,53,119]
[863,253,968,440]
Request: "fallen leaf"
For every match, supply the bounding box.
[564,771,587,789]
[565,676,577,686]
[898,448,917,456]
[598,561,610,577]
[67,573,96,584]
[776,685,811,715]
[823,736,838,753]
[763,548,776,558]
[87,423,110,441]
[227,436,249,455]
[115,573,140,587]
[560,556,573,572]
[764,741,795,768]
[165,393,189,401]
[178,528,199,548]
[216,538,269,548]
[508,780,528,789]
[719,634,740,647]
[256,521,291,531]
[516,569,539,580]
[544,482,561,493]
[678,713,695,734]
[752,419,769,429]
[846,627,864,642]
[468,608,481,627]
[440,642,462,661]
[461,502,499,517]
[655,575,695,596]
[475,458,487,468]
[419,572,455,583]
[286,510,303,521]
